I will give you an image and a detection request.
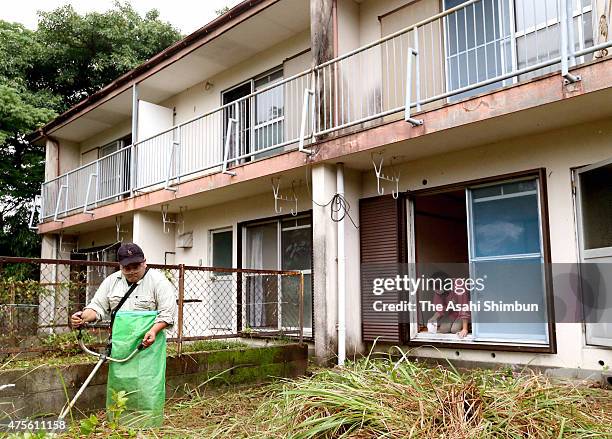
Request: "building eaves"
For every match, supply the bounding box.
[29,0,271,143]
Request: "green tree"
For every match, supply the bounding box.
[31,2,182,112]
[0,2,182,257]
[0,21,58,257]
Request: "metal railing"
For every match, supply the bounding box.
[0,257,304,356]
[41,146,132,220]
[39,70,314,220]
[313,0,607,135]
[38,0,612,222]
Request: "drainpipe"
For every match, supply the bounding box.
[336,163,346,366]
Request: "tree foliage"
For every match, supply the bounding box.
[0,1,182,257]
[31,2,182,112]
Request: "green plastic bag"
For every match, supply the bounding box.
[106,310,166,428]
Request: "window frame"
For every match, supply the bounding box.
[238,211,314,339]
[96,134,132,202]
[209,227,234,277]
[252,67,285,138]
[404,169,556,353]
[221,66,285,162]
[573,158,612,348]
[442,0,594,98]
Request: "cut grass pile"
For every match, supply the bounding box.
[159,354,612,438]
[15,350,612,438]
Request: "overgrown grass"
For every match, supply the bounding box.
[0,352,95,371]
[1,339,251,370]
[170,339,249,355]
[158,353,612,438]
[11,348,612,438]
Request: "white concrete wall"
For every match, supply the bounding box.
[358,0,412,45]
[133,211,176,265]
[57,139,80,175]
[77,224,133,251]
[44,139,59,181]
[342,167,364,357]
[79,119,132,165]
[161,30,311,125]
[337,0,361,56]
[174,185,312,266]
[357,118,612,371]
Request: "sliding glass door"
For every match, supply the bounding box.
[243,215,313,335]
[467,178,549,343]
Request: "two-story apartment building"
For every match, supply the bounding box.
[31,0,612,377]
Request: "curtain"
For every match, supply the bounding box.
[248,229,264,327]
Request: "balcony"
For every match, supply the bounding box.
[37,0,611,224]
[39,68,314,221]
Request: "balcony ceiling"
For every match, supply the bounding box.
[138,0,310,103]
[51,0,310,143]
[51,88,133,142]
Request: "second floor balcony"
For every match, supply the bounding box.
[36,0,612,224]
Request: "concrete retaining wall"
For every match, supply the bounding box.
[0,343,308,419]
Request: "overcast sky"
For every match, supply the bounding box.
[0,0,243,35]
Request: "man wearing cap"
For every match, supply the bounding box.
[70,243,177,347]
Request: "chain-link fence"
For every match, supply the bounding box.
[0,257,304,356]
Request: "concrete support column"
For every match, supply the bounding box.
[44,139,60,182]
[311,164,364,364]
[311,0,336,134]
[311,164,338,364]
[132,211,175,264]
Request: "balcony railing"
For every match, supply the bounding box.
[37,0,612,223]
[312,0,602,134]
[39,69,314,220]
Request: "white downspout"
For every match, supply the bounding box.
[336,163,346,366]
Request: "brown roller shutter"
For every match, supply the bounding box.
[360,195,407,343]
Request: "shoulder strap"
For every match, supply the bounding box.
[110,268,149,331]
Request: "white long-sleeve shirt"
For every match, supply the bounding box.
[84,268,177,328]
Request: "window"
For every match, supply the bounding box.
[575,159,612,347]
[98,134,131,202]
[409,176,550,346]
[468,179,548,343]
[70,243,120,308]
[210,228,233,272]
[211,229,233,268]
[221,67,284,164]
[243,214,312,336]
[222,81,252,163]
[444,0,593,99]
[444,0,511,100]
[514,0,593,79]
[253,68,284,156]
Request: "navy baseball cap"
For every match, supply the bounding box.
[117,243,145,266]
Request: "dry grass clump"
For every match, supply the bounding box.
[56,350,612,438]
[237,354,612,438]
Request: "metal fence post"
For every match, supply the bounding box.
[9,282,15,336]
[177,264,185,356]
